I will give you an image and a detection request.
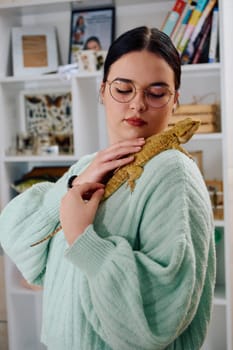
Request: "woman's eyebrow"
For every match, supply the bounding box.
[114,77,132,83]
[113,78,170,88]
[149,82,169,87]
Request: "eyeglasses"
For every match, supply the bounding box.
[107,79,175,109]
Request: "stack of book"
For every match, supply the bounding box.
[169,103,220,133]
[161,0,219,64]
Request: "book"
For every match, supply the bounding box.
[172,0,197,47]
[181,0,217,63]
[161,0,187,37]
[181,11,212,64]
[192,17,211,64]
[190,0,217,44]
[208,7,219,63]
[177,0,209,55]
[171,0,194,42]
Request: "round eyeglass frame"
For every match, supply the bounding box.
[106,79,176,109]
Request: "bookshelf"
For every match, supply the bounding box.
[0,0,233,349]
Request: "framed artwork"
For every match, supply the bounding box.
[69,6,115,64]
[12,25,58,76]
[190,150,203,174]
[19,89,73,155]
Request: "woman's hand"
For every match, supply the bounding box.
[73,138,145,186]
[60,182,105,245]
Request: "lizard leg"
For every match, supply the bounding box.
[127,165,144,192]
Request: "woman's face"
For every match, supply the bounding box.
[101,50,179,144]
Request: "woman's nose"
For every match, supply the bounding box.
[129,90,147,112]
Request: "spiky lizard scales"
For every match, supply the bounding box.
[102,117,200,200]
[30,117,200,247]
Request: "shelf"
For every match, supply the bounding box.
[214,220,225,227]
[0,71,102,84]
[4,155,78,163]
[182,63,221,74]
[0,0,72,14]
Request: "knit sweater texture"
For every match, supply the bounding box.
[0,150,216,350]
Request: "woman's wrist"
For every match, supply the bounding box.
[67,175,78,189]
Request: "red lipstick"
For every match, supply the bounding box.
[125,117,146,127]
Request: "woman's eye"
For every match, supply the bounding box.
[116,89,132,94]
[116,87,132,94]
[148,92,165,99]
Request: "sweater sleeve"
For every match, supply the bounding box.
[0,154,95,285]
[65,151,215,350]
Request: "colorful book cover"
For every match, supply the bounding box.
[192,15,212,63]
[182,0,217,62]
[190,0,217,44]
[173,1,197,48]
[181,11,212,64]
[161,0,187,37]
[171,0,193,41]
[208,7,219,63]
[177,0,209,55]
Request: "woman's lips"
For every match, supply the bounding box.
[125,118,146,127]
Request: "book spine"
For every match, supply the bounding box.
[173,1,195,47]
[177,0,209,55]
[190,0,217,44]
[192,14,212,63]
[161,0,187,37]
[171,0,193,41]
[181,10,212,64]
[208,7,219,63]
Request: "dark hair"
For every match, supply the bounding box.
[103,26,181,90]
[84,36,102,50]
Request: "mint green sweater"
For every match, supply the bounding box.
[0,150,215,350]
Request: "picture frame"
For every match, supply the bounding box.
[19,89,73,155]
[69,6,115,64]
[190,150,203,174]
[12,25,58,76]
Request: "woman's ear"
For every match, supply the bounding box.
[99,82,106,104]
[173,90,180,113]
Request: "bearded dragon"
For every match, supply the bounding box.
[30,117,200,247]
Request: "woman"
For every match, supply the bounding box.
[0,27,215,350]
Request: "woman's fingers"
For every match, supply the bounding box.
[73,138,145,185]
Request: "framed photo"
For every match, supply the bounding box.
[12,25,58,76]
[19,89,73,155]
[190,150,203,174]
[69,7,115,64]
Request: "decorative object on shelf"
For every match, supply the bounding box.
[19,89,73,155]
[206,179,224,220]
[169,103,220,132]
[16,132,35,155]
[77,49,107,72]
[69,6,115,64]
[11,25,59,76]
[189,150,203,173]
[11,166,69,194]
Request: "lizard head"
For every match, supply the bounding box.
[174,118,201,143]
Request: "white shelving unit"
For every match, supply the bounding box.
[0,1,233,350]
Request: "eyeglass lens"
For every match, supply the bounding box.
[109,80,173,108]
